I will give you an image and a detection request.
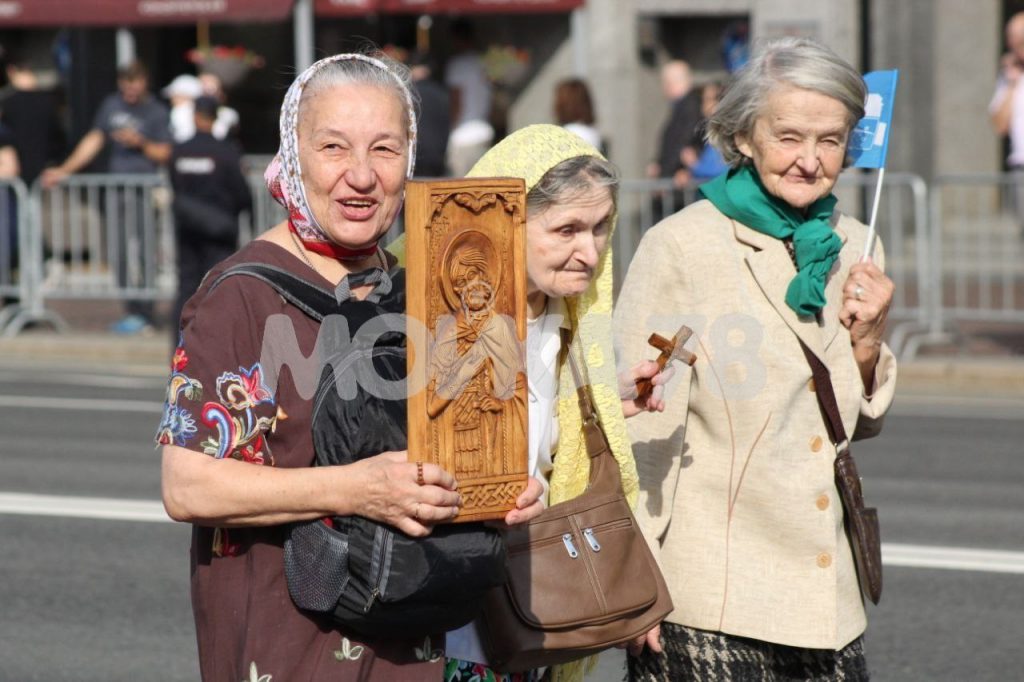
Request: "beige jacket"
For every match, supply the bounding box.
[614,200,897,650]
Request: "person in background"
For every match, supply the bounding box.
[0,121,19,300]
[168,95,252,340]
[198,72,241,142]
[648,60,702,189]
[409,50,450,177]
[1,51,65,187]
[444,19,494,177]
[990,11,1024,231]
[617,37,896,680]
[163,73,203,143]
[681,81,729,182]
[0,51,58,285]
[41,59,172,335]
[553,77,603,152]
[0,125,17,178]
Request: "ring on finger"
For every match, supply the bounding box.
[416,461,425,486]
[413,502,421,521]
[854,285,865,301]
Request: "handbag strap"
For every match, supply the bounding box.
[798,340,868,503]
[797,340,849,453]
[560,327,601,431]
[560,328,622,493]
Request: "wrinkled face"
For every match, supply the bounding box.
[298,82,409,249]
[735,85,850,210]
[526,182,614,301]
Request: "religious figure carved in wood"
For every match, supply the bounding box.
[405,179,529,522]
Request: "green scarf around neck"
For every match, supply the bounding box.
[699,164,841,316]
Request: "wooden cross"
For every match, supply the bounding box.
[634,325,697,401]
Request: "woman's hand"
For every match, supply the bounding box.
[623,623,663,657]
[839,258,895,391]
[501,476,546,526]
[347,451,461,538]
[619,360,675,418]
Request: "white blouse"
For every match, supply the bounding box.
[445,297,567,664]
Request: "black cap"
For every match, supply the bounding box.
[194,95,219,118]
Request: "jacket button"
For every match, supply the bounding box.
[808,378,816,392]
[816,553,832,568]
[816,494,830,510]
[810,435,824,452]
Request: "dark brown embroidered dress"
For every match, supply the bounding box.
[155,240,443,682]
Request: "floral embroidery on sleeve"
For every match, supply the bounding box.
[156,347,204,447]
[156,346,285,467]
[200,363,281,463]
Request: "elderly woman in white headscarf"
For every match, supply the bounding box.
[155,52,543,682]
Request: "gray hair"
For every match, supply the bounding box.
[706,37,867,167]
[527,155,620,217]
[299,51,417,142]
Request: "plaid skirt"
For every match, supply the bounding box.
[627,623,869,681]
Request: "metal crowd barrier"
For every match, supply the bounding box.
[242,155,287,243]
[1,174,175,336]
[834,171,931,355]
[898,173,1024,358]
[4,167,1022,361]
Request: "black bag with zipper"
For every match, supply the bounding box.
[210,263,507,637]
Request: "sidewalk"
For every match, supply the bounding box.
[2,327,1023,398]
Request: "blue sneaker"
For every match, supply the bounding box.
[110,314,153,335]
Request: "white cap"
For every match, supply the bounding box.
[162,74,202,99]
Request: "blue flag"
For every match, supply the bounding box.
[849,70,899,169]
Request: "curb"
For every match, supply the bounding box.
[0,333,172,375]
[896,357,1024,397]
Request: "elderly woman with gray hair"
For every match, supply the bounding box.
[615,38,897,680]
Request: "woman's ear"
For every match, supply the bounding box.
[735,133,753,160]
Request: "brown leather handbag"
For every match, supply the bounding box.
[800,342,883,604]
[478,345,674,672]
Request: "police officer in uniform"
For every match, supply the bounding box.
[169,95,252,337]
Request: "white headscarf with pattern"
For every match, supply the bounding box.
[264,53,417,258]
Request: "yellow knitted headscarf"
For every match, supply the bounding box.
[465,124,638,509]
[392,124,637,682]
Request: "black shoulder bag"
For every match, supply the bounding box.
[210,262,508,637]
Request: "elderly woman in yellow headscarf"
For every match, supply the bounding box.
[435,125,672,682]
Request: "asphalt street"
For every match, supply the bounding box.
[0,362,1021,681]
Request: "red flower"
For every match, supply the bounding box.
[171,347,189,372]
[239,365,272,405]
[238,443,265,465]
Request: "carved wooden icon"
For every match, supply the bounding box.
[405,178,529,523]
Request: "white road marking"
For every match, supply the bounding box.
[0,492,171,523]
[882,542,1024,574]
[2,492,1023,575]
[0,395,164,413]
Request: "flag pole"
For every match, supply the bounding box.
[862,166,885,261]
